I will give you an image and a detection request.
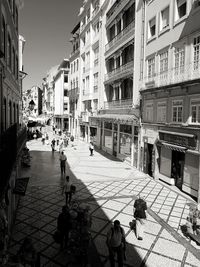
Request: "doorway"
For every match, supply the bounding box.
[113,131,118,157]
[144,143,153,177]
[171,150,185,189]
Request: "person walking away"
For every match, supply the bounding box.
[59,151,67,175]
[106,220,126,267]
[57,206,71,250]
[51,138,56,152]
[62,176,72,205]
[133,197,147,240]
[89,142,94,156]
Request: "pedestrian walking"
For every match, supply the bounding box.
[59,151,67,175]
[62,176,72,205]
[133,197,147,240]
[57,206,71,250]
[41,133,45,145]
[51,138,56,152]
[59,138,64,153]
[89,142,94,156]
[106,220,126,267]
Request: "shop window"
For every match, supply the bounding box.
[190,99,200,124]
[148,17,156,39]
[160,6,169,31]
[193,35,200,70]
[120,124,132,134]
[104,122,112,129]
[172,100,183,123]
[157,102,166,123]
[175,0,187,21]
[104,128,112,150]
[119,133,132,157]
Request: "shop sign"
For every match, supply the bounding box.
[159,132,197,150]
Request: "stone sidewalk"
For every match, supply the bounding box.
[7,130,200,266]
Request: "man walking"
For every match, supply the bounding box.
[59,151,67,175]
[107,220,126,267]
[62,176,72,205]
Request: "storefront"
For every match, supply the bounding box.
[92,112,139,166]
[157,130,199,197]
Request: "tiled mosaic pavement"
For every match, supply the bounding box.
[7,129,200,266]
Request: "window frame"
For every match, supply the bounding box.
[190,98,200,124]
[144,102,154,122]
[148,16,156,39]
[172,99,183,123]
[157,101,167,123]
[160,6,170,32]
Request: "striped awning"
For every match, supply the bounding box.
[161,142,187,153]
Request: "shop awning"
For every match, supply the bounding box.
[159,130,195,138]
[92,113,139,124]
[161,142,187,153]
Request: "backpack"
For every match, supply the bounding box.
[106,227,123,247]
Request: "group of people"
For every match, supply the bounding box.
[106,198,147,267]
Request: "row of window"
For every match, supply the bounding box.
[2,15,19,79]
[144,99,200,124]
[148,0,200,40]
[71,59,79,74]
[147,34,200,78]
[82,72,99,93]
[81,0,100,29]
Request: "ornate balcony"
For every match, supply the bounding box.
[141,62,200,90]
[106,0,130,27]
[104,98,133,110]
[105,21,135,55]
[104,60,134,84]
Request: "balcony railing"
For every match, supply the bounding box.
[141,62,200,90]
[104,98,133,109]
[0,124,26,199]
[105,20,135,53]
[106,0,130,26]
[92,6,100,19]
[105,60,134,83]
[94,58,99,67]
[70,48,80,58]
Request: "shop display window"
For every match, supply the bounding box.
[104,129,112,150]
[119,133,132,157]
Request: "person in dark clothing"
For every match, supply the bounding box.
[17,237,39,266]
[133,198,147,240]
[57,206,71,249]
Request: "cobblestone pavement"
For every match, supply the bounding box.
[8,127,200,266]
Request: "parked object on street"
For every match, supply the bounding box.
[106,220,126,267]
[59,151,67,175]
[133,197,147,240]
[89,142,94,156]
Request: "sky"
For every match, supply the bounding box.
[19,0,83,91]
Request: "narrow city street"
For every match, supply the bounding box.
[7,127,200,267]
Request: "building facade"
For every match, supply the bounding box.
[69,23,81,138]
[53,59,70,131]
[0,0,27,259]
[23,86,43,117]
[140,0,200,201]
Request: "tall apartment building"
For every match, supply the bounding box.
[140,0,200,200]
[69,23,81,138]
[42,65,58,117]
[78,0,109,143]
[53,59,70,131]
[0,0,27,257]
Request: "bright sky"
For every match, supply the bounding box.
[19,0,83,91]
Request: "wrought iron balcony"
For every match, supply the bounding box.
[105,20,135,54]
[0,124,26,200]
[141,62,200,90]
[104,98,133,110]
[104,60,134,84]
[106,0,130,26]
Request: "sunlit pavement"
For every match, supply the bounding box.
[8,127,200,266]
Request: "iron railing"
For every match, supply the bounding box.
[105,20,135,52]
[104,98,133,109]
[105,60,134,82]
[141,62,200,90]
